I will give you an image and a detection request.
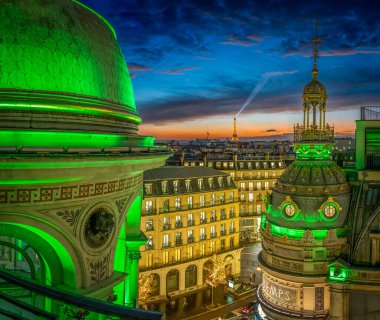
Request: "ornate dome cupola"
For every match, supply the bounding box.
[257,21,351,320]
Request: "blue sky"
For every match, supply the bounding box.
[82,0,380,139]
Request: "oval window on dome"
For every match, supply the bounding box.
[323,205,336,218]
[283,204,295,217]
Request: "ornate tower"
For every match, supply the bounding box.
[257,22,350,320]
[232,117,238,142]
[0,1,168,318]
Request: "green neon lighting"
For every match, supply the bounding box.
[294,143,334,160]
[0,103,141,124]
[71,0,117,40]
[329,267,348,282]
[0,221,76,288]
[1,3,136,108]
[264,222,346,240]
[0,177,83,186]
[0,130,155,149]
[267,206,340,223]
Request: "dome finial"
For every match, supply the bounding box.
[310,18,321,79]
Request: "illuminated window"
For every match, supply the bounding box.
[210,241,216,252]
[200,195,205,207]
[208,178,214,189]
[218,177,223,187]
[187,246,193,259]
[248,182,254,191]
[264,172,268,178]
[247,162,252,169]
[185,179,191,192]
[163,251,169,264]
[257,182,262,190]
[257,204,262,214]
[265,182,269,190]
[187,196,193,209]
[174,249,181,262]
[227,176,231,186]
[229,191,234,201]
[248,193,254,202]
[211,193,216,205]
[200,244,205,255]
[162,181,168,193]
[241,182,245,191]
[145,200,153,213]
[175,198,181,210]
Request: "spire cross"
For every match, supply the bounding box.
[310,19,321,79]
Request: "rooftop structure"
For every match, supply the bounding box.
[0,1,169,319]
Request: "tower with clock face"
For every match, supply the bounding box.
[257,22,351,320]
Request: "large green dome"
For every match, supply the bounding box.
[0,0,136,113]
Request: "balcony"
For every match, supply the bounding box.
[220,230,227,236]
[141,208,155,216]
[210,216,217,222]
[146,225,154,231]
[175,221,183,229]
[162,242,171,248]
[187,220,195,227]
[229,228,236,234]
[210,232,217,238]
[220,214,227,221]
[175,239,183,246]
[139,243,244,271]
[187,236,195,244]
[158,197,240,214]
[200,218,207,224]
[200,235,207,241]
[162,223,171,230]
[229,212,236,219]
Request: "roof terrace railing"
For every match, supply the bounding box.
[361,106,380,120]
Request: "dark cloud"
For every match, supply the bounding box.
[159,67,200,75]
[266,129,277,132]
[128,63,152,71]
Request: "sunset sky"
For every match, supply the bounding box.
[82,0,380,139]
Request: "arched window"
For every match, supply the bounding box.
[185,265,197,288]
[151,273,160,296]
[166,269,179,292]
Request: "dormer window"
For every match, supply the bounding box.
[218,177,223,187]
[145,184,152,195]
[208,178,214,189]
[161,181,168,193]
[173,180,179,193]
[198,179,203,190]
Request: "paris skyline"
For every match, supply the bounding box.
[82,0,380,139]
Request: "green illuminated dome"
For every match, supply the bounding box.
[0,0,141,137]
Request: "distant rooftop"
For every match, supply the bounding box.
[144,166,229,181]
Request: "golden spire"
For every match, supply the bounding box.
[310,19,321,79]
[232,117,238,142]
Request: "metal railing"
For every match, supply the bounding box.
[361,106,380,120]
[294,125,334,142]
[157,197,240,214]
